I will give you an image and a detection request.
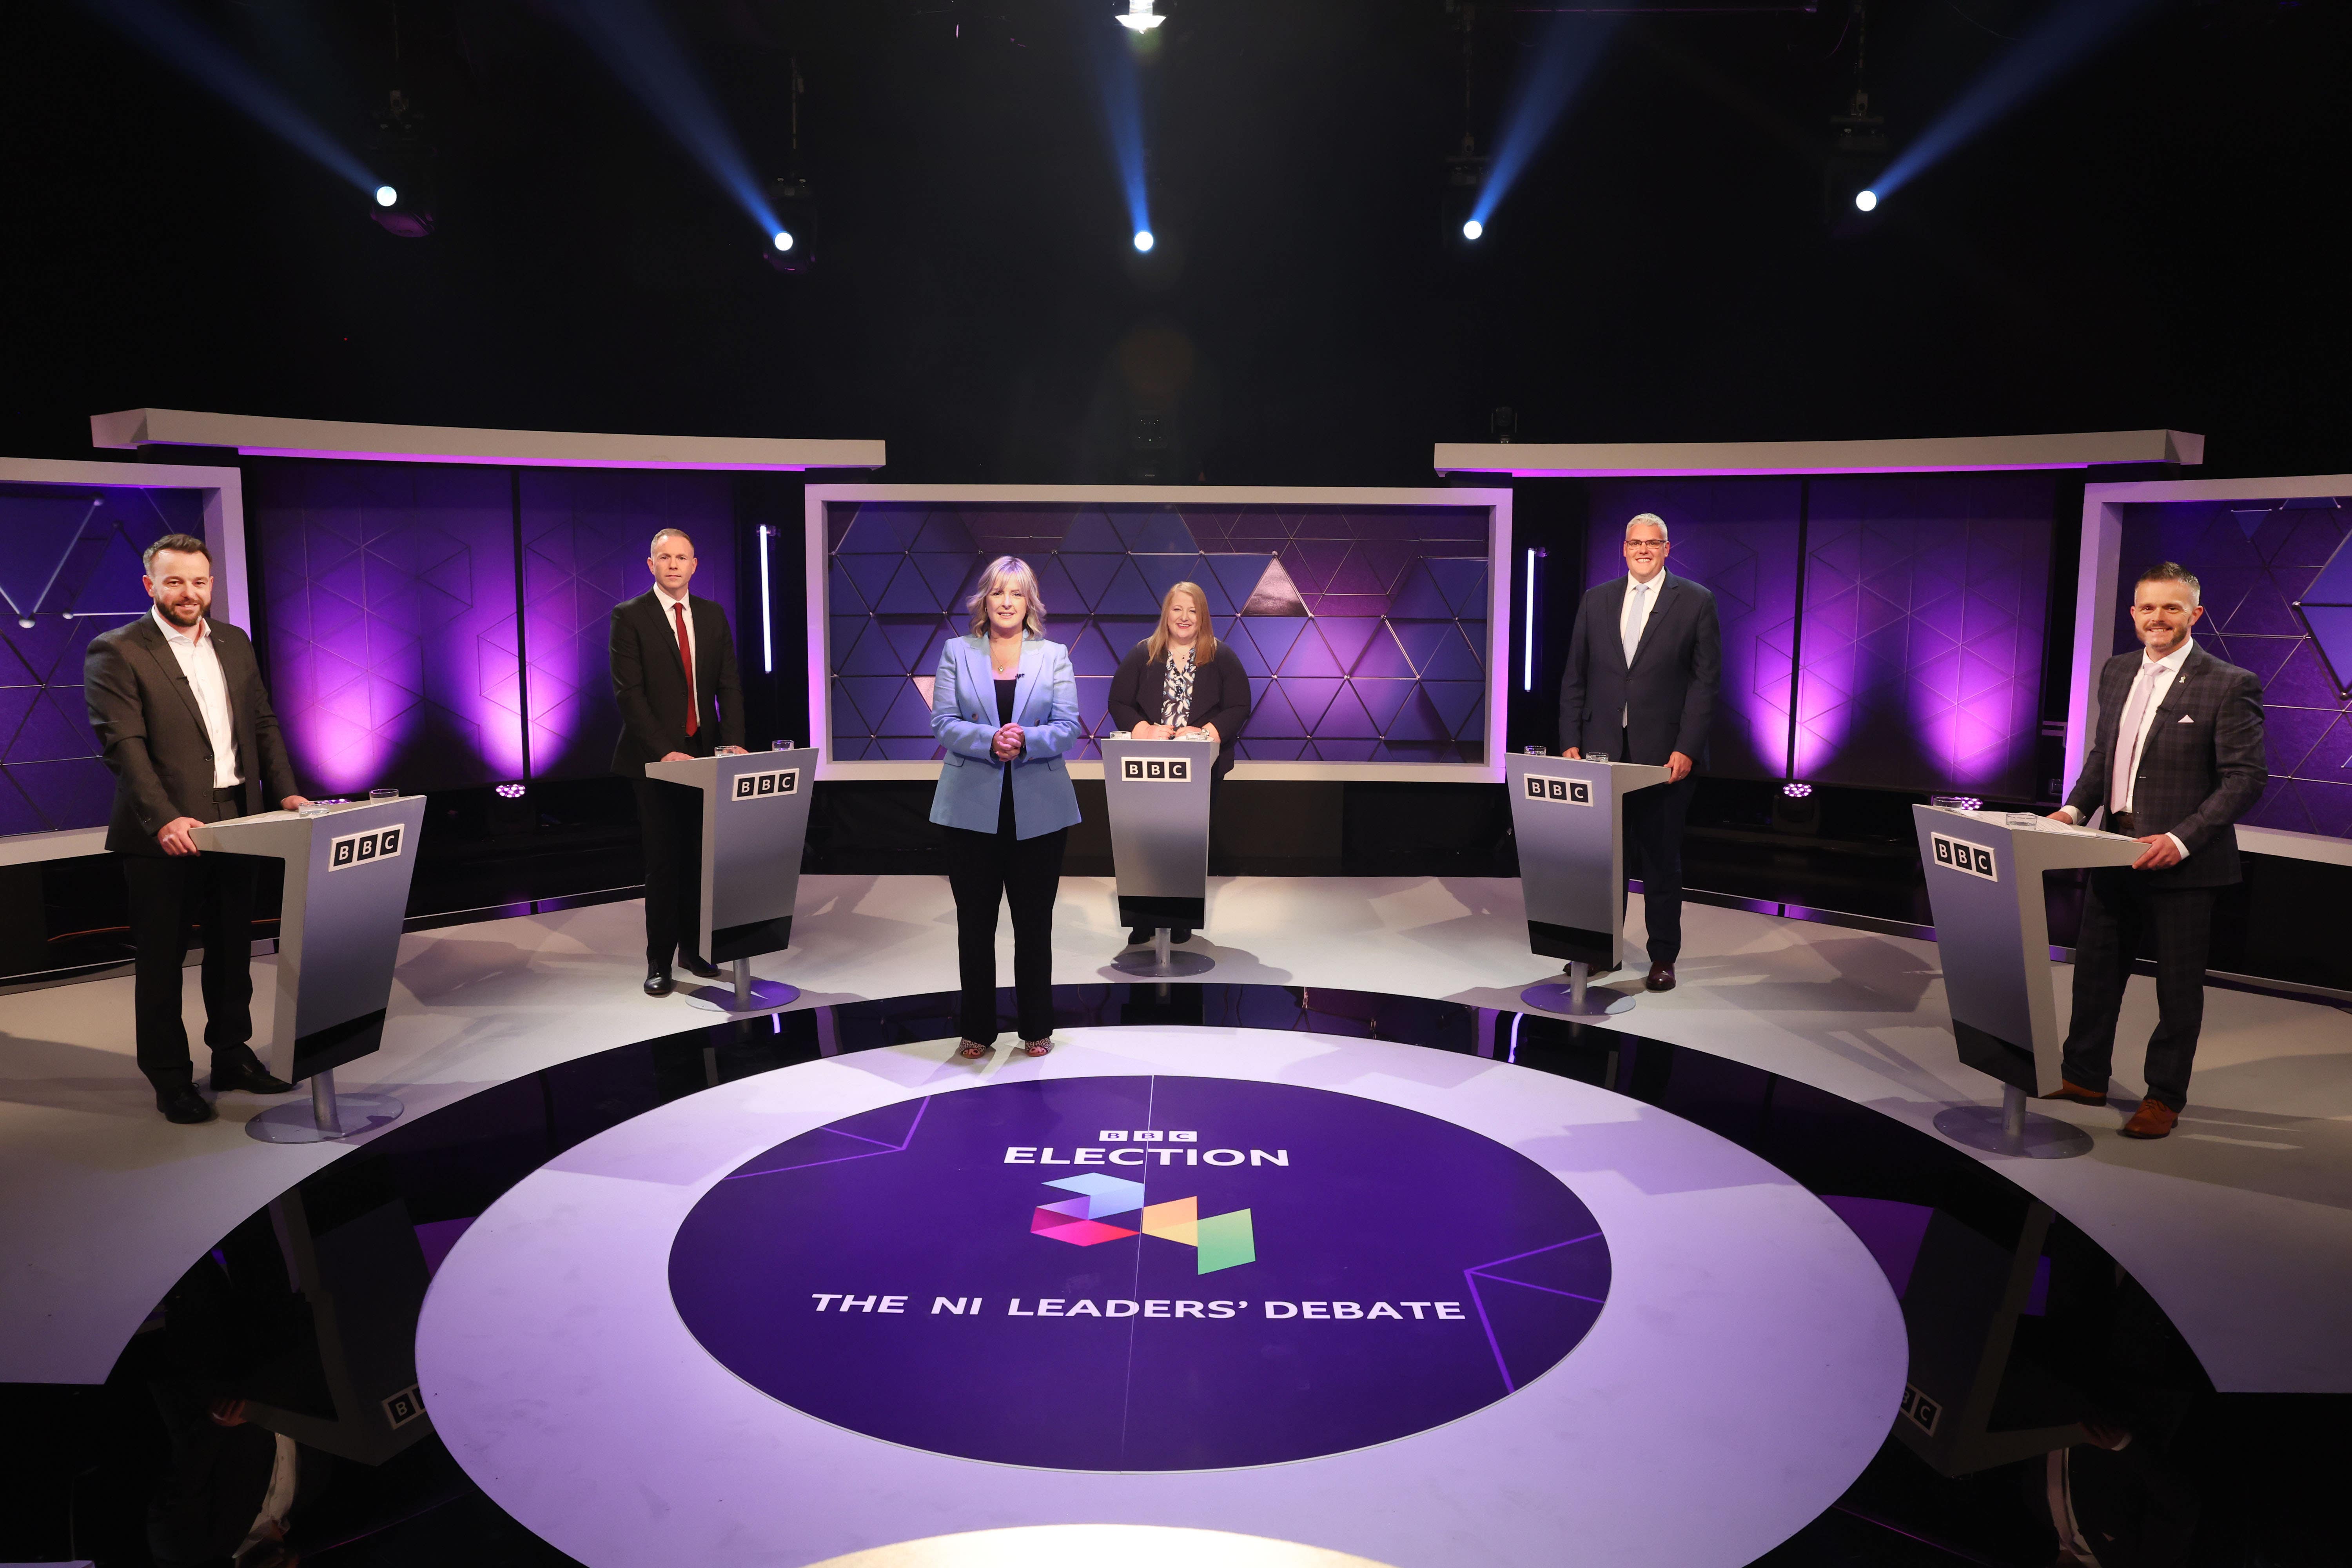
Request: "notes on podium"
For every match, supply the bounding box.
[1913,803,2144,1158]
[644,748,818,1014]
[194,794,427,1143]
[1101,733,1216,978]
[1508,753,1671,1016]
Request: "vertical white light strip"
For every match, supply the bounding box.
[1521,546,1537,692]
[758,524,774,674]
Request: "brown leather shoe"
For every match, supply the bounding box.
[2119,1101,2178,1139]
[2040,1080,2107,1106]
[1645,962,1676,992]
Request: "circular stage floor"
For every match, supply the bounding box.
[417,1026,1906,1568]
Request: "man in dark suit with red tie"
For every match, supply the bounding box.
[611,528,746,996]
[2044,562,2267,1139]
[1557,513,1721,992]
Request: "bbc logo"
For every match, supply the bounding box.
[381,1383,425,1430]
[327,825,404,871]
[731,767,802,801]
[1121,757,1191,784]
[1898,1383,1942,1436]
[1930,832,1998,884]
[1524,775,1593,807]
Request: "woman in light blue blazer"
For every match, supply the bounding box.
[930,556,1083,1060]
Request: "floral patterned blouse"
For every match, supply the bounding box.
[1160,648,1196,730]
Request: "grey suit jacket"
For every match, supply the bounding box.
[1557,571,1721,766]
[2063,643,2266,889]
[84,613,300,856]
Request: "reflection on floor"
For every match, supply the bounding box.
[4,987,2340,1568]
[5,877,2344,1396]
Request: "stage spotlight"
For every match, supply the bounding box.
[1853,189,1879,212]
[368,92,435,237]
[1116,0,1166,31]
[1133,229,1155,252]
[763,176,818,273]
[374,185,397,207]
[1461,219,1483,241]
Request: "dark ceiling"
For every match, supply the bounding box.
[3,0,2346,481]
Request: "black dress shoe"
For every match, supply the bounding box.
[678,955,722,980]
[1127,927,1154,946]
[1566,961,1619,978]
[644,966,675,996]
[156,1085,217,1124]
[211,1054,294,1095]
[1170,929,1192,944]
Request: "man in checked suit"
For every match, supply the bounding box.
[611,528,746,996]
[1558,512,1721,991]
[2044,562,2266,1139]
[85,535,312,1124]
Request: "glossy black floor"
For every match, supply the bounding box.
[6,984,2341,1568]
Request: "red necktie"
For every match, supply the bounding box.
[673,601,698,737]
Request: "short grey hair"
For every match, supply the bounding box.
[649,528,694,554]
[1625,513,1669,541]
[966,556,1047,636]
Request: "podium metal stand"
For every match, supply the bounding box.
[644,748,817,1014]
[1101,734,1216,979]
[194,796,427,1144]
[1912,804,2144,1158]
[1509,754,1671,1016]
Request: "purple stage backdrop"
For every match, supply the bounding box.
[1589,474,2054,797]
[669,1075,1609,1471]
[0,482,203,833]
[824,503,1492,764]
[247,464,736,793]
[520,470,734,780]
[1586,480,1802,782]
[2116,495,2352,837]
[250,463,524,795]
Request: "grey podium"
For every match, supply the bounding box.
[1101,734,1216,979]
[644,747,817,1013]
[194,795,427,1144]
[1912,804,2144,1157]
[1508,753,1671,1015]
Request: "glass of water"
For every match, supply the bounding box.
[772,739,796,750]
[1584,751,1612,763]
[369,788,399,804]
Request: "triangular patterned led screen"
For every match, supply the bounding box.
[821,504,1494,764]
[2295,529,2352,699]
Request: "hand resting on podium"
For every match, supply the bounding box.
[158,793,312,857]
[2044,808,2183,871]
[1561,747,1692,782]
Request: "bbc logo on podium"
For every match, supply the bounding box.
[327,824,405,871]
[731,767,802,801]
[1121,757,1191,783]
[1898,1383,1942,1436]
[1524,775,1593,808]
[1929,832,1998,884]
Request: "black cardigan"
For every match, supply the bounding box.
[1107,640,1251,778]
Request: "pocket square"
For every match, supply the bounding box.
[2176,715,2195,724]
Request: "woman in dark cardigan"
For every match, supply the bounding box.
[1107,581,1251,946]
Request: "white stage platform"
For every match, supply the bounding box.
[2,875,2346,1393]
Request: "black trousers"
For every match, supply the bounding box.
[2060,867,2217,1111]
[947,784,1067,1044]
[1622,771,1696,967]
[123,792,260,1091]
[631,775,707,968]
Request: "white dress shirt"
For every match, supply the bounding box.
[655,584,698,712]
[152,606,242,790]
[236,1432,298,1562]
[1619,572,1661,726]
[2059,637,2193,859]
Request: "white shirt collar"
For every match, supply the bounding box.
[152,606,207,647]
[2141,637,2194,675]
[654,583,691,609]
[1627,570,1665,591]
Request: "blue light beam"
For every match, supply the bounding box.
[1084,15,1152,245]
[1871,0,2160,200]
[77,0,376,194]
[559,0,780,237]
[1470,15,1617,230]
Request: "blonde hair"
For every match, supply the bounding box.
[1144,581,1218,666]
[966,555,1047,637]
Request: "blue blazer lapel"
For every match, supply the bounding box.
[960,637,991,722]
[1011,638,1045,724]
